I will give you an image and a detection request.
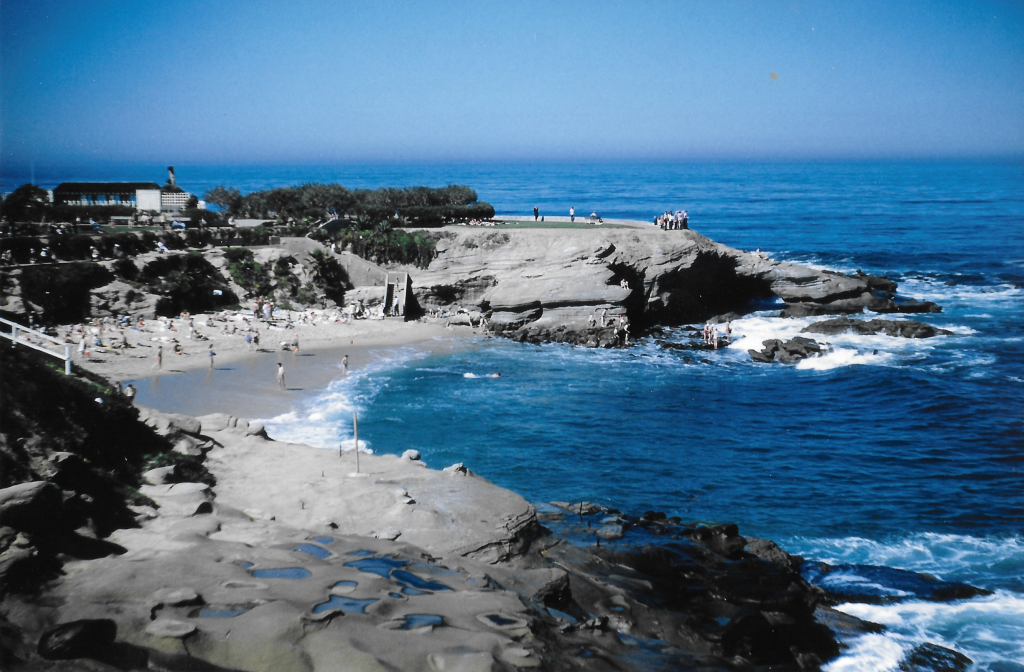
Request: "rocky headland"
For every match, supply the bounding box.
[355,228,942,347]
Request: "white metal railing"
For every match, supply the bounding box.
[0,316,72,375]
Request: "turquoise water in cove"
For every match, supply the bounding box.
[21,161,1023,668]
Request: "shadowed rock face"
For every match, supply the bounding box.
[408,229,878,344]
[802,317,952,339]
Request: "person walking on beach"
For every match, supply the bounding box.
[292,333,299,352]
[208,343,215,368]
[154,345,163,369]
[123,383,136,401]
[342,354,349,375]
[277,362,286,390]
[569,207,575,222]
[533,206,539,221]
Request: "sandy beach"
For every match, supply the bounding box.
[74,312,480,419]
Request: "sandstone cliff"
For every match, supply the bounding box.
[402,228,904,341]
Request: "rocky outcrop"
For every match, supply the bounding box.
[803,317,952,339]
[899,642,973,672]
[535,506,841,668]
[749,337,824,364]
[780,294,941,318]
[399,228,934,345]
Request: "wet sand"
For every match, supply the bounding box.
[76,315,478,419]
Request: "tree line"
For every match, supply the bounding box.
[203,183,494,227]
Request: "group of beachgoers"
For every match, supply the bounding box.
[425,306,488,329]
[656,210,688,230]
[702,321,732,349]
[587,309,632,344]
[50,301,371,369]
[42,304,367,396]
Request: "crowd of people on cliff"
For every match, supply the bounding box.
[656,210,688,230]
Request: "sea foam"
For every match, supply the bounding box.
[263,347,429,450]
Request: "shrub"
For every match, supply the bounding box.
[112,257,139,281]
[158,233,187,251]
[184,229,213,248]
[0,184,51,222]
[222,246,253,263]
[49,234,97,261]
[222,247,273,299]
[141,252,237,315]
[142,452,215,487]
[19,263,113,324]
[293,281,319,306]
[305,249,348,304]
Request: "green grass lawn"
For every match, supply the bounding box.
[490,220,632,229]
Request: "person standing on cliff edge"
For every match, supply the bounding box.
[533,206,539,221]
[570,207,575,222]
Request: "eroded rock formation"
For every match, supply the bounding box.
[403,228,934,345]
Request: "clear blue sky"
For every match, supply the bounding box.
[2,0,1022,167]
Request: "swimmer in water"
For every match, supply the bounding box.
[489,373,501,378]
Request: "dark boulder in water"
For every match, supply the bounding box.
[803,317,952,339]
[749,337,823,364]
[899,642,973,672]
[781,299,867,317]
[780,294,942,318]
[854,269,899,293]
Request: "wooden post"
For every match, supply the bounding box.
[353,411,359,473]
[64,345,71,375]
[11,326,17,348]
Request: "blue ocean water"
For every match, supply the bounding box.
[21,161,1022,667]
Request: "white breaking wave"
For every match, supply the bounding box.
[783,533,1024,582]
[824,633,906,672]
[796,348,894,370]
[787,534,1024,669]
[262,347,431,450]
[897,276,1023,307]
[723,313,954,370]
[831,591,1024,669]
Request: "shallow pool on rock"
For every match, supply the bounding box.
[330,580,358,594]
[252,567,312,579]
[313,596,378,615]
[345,557,407,578]
[393,614,443,630]
[391,569,450,592]
[293,544,332,559]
